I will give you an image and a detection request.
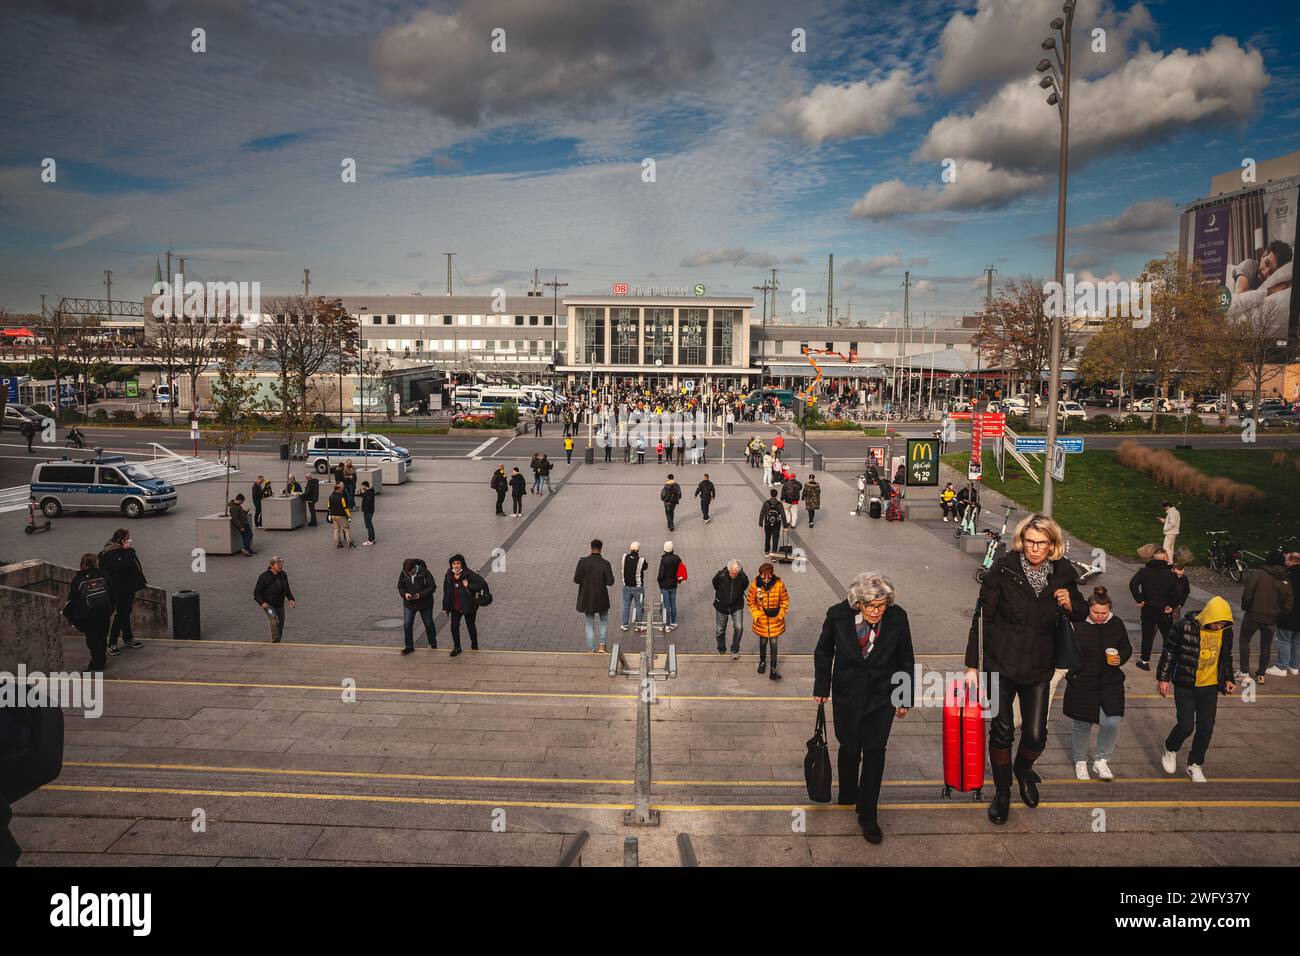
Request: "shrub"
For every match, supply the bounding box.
[139,411,162,425]
[492,402,520,428]
[112,409,136,423]
[31,403,52,418]
[91,408,108,421]
[1115,440,1264,511]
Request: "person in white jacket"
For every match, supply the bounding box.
[1160,502,1181,558]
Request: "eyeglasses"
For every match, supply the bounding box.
[859,601,888,613]
[1022,537,1052,550]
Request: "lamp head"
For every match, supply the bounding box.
[1050,17,1065,29]
[1041,37,1056,49]
[1036,58,1053,72]
[1039,75,1055,89]
[1047,91,1060,106]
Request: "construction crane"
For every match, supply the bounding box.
[798,346,858,405]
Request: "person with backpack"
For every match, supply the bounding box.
[327,481,354,549]
[358,481,377,545]
[712,559,750,657]
[303,475,321,526]
[759,489,784,557]
[780,471,803,528]
[442,554,487,656]
[656,541,685,630]
[397,558,437,654]
[509,467,527,517]
[694,473,715,524]
[98,528,147,656]
[660,474,682,531]
[66,553,114,671]
[575,539,616,652]
[1158,596,1237,782]
[490,465,508,516]
[229,494,254,556]
[1064,586,1132,781]
[747,562,789,680]
[253,555,296,643]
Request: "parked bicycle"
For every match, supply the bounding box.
[1206,531,1246,583]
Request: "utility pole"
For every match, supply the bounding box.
[902,271,912,408]
[303,269,311,297]
[769,268,779,321]
[982,265,997,403]
[104,269,112,316]
[443,253,455,295]
[753,278,774,387]
[826,254,833,328]
[544,276,568,371]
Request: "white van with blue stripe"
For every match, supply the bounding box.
[31,455,178,519]
[305,433,413,474]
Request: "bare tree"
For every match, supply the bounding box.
[147,314,188,425]
[1235,296,1298,416]
[207,331,260,509]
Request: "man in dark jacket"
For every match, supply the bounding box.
[780,473,803,528]
[251,474,269,527]
[490,465,508,515]
[1239,551,1294,682]
[98,530,147,655]
[619,542,649,632]
[660,475,682,531]
[359,480,376,545]
[66,553,114,670]
[574,539,615,652]
[442,554,487,656]
[327,481,354,548]
[712,560,750,656]
[1270,552,1300,677]
[303,475,320,526]
[229,494,254,555]
[813,572,915,844]
[694,474,716,524]
[759,489,784,556]
[801,474,822,528]
[397,557,437,654]
[1128,549,1181,670]
[253,555,295,643]
[509,467,527,517]
[657,541,683,630]
[1158,596,1236,782]
[19,418,36,452]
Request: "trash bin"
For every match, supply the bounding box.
[813,452,824,471]
[172,590,201,640]
[279,442,290,460]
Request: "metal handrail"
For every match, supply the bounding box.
[557,830,590,867]
[676,833,698,867]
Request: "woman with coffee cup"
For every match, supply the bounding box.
[1064,586,1132,780]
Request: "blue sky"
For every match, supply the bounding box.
[0,0,1296,324]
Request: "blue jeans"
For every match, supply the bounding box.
[584,612,608,650]
[661,588,678,626]
[239,528,253,551]
[403,606,436,650]
[1275,628,1299,669]
[1070,708,1122,762]
[715,608,743,652]
[532,473,542,492]
[621,586,644,627]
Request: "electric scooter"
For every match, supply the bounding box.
[25,498,52,535]
[974,506,1016,583]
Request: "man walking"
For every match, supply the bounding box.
[509,466,526,517]
[660,474,682,531]
[442,555,487,656]
[760,489,784,557]
[1129,549,1180,670]
[1158,597,1236,782]
[712,559,750,657]
[327,481,355,548]
[359,480,376,545]
[564,435,574,465]
[619,541,648,631]
[534,412,543,437]
[254,555,295,643]
[229,494,254,556]
[780,470,803,529]
[398,558,437,654]
[20,417,36,453]
[491,465,508,516]
[802,473,822,528]
[304,474,320,526]
[1160,501,1181,558]
[1238,550,1294,683]
[574,539,615,652]
[695,473,715,524]
[538,455,555,494]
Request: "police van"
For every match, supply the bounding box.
[304,433,413,474]
[31,454,178,519]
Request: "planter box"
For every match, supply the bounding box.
[197,513,241,555]
[262,494,307,530]
[356,466,383,495]
[380,459,409,485]
[956,534,990,555]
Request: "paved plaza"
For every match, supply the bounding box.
[4,450,1298,865]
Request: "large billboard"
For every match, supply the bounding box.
[1181,178,1298,345]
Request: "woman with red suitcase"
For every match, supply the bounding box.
[814,572,916,844]
[965,514,1087,824]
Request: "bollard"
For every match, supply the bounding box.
[813,452,824,470]
[172,590,201,640]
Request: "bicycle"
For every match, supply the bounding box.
[1206,531,1246,583]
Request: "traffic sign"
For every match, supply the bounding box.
[1052,444,1066,481]
[1013,436,1084,453]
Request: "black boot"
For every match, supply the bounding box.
[1014,755,1041,808]
[988,759,1012,825]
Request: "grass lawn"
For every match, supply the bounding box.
[941,448,1300,566]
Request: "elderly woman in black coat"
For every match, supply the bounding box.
[814,571,915,845]
[965,513,1087,825]
[1064,586,1132,781]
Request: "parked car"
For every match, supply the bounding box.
[1127,397,1173,413]
[450,411,494,426]
[1080,393,1118,407]
[3,404,46,428]
[1056,400,1087,421]
[1257,407,1300,428]
[1195,398,1227,414]
[999,396,1029,414]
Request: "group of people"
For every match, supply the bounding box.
[228,466,377,555]
[64,529,149,670]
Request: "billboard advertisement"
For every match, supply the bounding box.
[1182,177,1298,344]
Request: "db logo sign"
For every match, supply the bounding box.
[612,283,629,295]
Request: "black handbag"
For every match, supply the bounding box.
[1052,612,1082,670]
[804,703,833,803]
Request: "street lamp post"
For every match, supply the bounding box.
[585,349,596,463]
[1036,0,1075,517]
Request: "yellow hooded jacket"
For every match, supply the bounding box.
[1194,596,1233,688]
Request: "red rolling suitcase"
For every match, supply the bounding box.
[942,677,985,800]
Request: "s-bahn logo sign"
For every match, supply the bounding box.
[906,438,939,486]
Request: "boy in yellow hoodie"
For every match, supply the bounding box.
[1156,596,1236,782]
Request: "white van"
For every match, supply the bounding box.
[304,433,413,474]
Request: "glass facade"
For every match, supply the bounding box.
[678,308,707,365]
[713,308,738,366]
[644,308,673,365]
[578,306,605,363]
[611,307,639,364]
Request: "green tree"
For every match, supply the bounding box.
[208,332,260,509]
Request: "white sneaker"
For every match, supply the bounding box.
[620,625,628,632]
[1187,764,1207,783]
[1160,750,1177,774]
[1289,667,1299,676]
[1234,670,1249,683]
[1093,758,1114,780]
[1074,760,1090,780]
[1265,665,1288,677]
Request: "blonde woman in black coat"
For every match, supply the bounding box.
[1064,587,1132,781]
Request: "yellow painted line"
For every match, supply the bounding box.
[39,784,1300,814]
[63,761,1300,790]
[100,676,1300,703]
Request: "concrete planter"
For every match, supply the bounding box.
[356,466,383,495]
[380,459,409,485]
[262,494,307,530]
[197,513,242,555]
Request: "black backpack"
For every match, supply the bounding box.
[764,504,783,528]
[472,582,494,607]
[79,573,112,614]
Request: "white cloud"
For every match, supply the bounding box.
[842,253,903,275]
[765,70,923,144]
[52,214,130,250]
[681,248,780,268]
[850,161,1048,220]
[913,279,936,294]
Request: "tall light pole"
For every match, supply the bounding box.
[753,279,773,387]
[545,276,568,374]
[1036,0,1075,517]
